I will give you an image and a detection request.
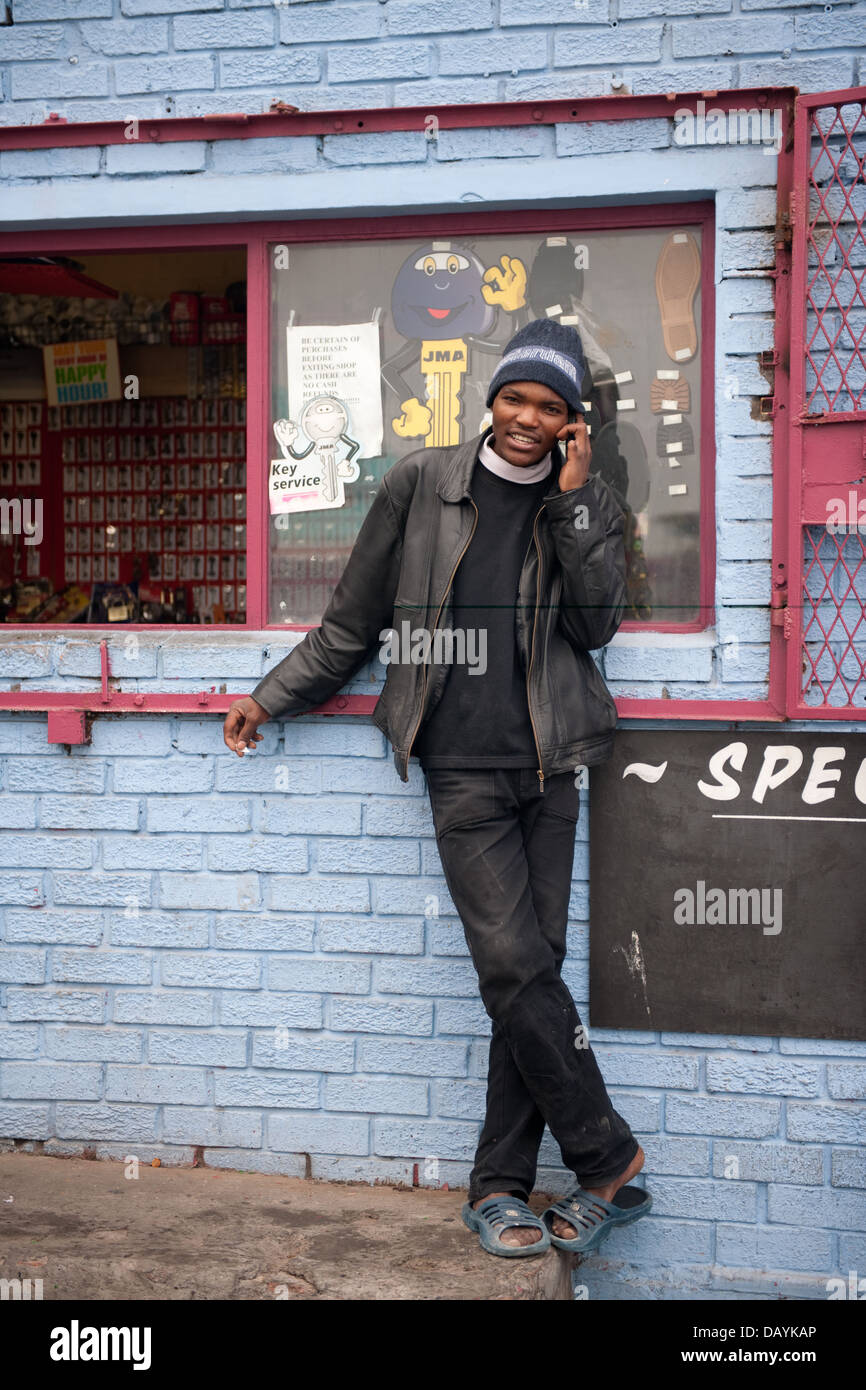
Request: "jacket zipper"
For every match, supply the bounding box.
[405,498,479,772]
[526,504,546,793]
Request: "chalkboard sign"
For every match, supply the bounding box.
[589,730,866,1040]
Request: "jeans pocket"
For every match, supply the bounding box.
[425,768,497,839]
[543,772,581,823]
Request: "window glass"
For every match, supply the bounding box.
[268,225,703,626]
[0,247,246,624]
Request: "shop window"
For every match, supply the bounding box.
[0,213,710,635]
[0,247,247,625]
[268,219,707,628]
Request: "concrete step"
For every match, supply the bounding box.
[0,1152,578,1301]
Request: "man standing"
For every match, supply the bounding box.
[224,318,651,1258]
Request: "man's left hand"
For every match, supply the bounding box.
[557,415,592,492]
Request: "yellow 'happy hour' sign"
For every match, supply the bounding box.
[43,338,121,406]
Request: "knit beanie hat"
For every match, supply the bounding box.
[485,317,588,414]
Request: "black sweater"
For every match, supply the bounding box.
[415,456,550,769]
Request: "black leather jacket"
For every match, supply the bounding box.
[251,428,627,788]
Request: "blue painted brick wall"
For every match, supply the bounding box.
[0,700,864,1297]
[0,0,865,1299]
[1,0,865,123]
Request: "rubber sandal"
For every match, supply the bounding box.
[541,1184,652,1253]
[461,1195,551,1258]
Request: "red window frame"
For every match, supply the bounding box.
[0,224,269,634]
[1,207,716,630]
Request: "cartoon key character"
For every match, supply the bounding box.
[273,396,360,505]
[382,241,527,447]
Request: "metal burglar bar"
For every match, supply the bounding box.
[804,100,866,414]
[802,528,866,705]
[789,87,866,716]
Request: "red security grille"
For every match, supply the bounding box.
[790,87,866,717]
[802,526,866,706]
[803,99,866,414]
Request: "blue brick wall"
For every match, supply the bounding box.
[1,0,865,124]
[0,701,864,1297]
[1,0,865,1299]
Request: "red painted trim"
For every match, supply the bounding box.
[0,89,796,151]
[758,702,866,721]
[0,203,714,255]
[46,709,87,743]
[615,698,783,720]
[8,619,716,633]
[245,233,268,631]
[0,225,251,254]
[698,209,717,637]
[769,93,794,720]
[792,86,865,108]
[4,690,786,721]
[3,623,268,632]
[2,691,374,715]
[788,93,810,721]
[794,409,866,427]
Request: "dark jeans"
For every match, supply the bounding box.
[424,765,639,1205]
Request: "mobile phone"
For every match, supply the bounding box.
[568,408,578,425]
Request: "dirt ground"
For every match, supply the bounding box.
[0,1151,578,1301]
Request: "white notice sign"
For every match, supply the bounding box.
[269,323,384,516]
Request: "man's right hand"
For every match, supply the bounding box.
[223,697,270,757]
